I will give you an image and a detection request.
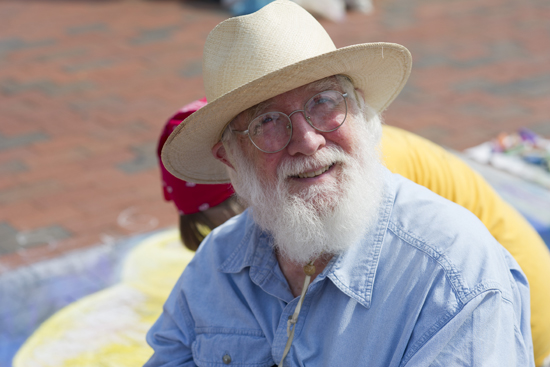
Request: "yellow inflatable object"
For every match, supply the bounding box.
[13,229,193,367]
[382,125,550,366]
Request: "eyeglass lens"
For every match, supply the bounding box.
[248,90,347,153]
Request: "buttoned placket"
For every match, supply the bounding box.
[248,244,333,367]
[271,274,328,366]
[245,233,334,366]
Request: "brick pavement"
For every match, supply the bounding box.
[0,0,548,271]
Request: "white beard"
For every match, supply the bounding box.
[227,115,385,264]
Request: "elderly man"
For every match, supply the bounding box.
[147,1,534,366]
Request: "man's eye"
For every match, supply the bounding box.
[314,97,331,105]
[260,116,274,124]
[310,91,339,107]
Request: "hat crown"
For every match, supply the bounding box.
[203,1,336,102]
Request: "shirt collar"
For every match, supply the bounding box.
[219,167,396,309]
[218,209,266,273]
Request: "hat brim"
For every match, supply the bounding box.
[162,42,412,184]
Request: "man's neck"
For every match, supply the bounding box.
[276,252,333,298]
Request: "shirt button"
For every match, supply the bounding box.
[222,354,231,364]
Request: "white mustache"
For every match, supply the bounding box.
[277,146,350,180]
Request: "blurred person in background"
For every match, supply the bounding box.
[157,98,244,251]
[222,0,373,21]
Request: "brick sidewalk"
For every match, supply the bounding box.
[0,0,549,271]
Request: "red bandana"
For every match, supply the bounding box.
[157,98,234,214]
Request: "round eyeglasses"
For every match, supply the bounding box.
[229,90,348,153]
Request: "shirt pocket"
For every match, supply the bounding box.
[192,329,274,367]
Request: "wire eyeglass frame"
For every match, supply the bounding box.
[229,90,348,153]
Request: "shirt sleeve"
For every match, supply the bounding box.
[144,279,198,367]
[402,286,534,367]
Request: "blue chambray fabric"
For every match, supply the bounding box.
[145,167,534,367]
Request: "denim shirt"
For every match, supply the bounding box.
[145,168,534,367]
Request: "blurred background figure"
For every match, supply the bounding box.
[222,0,373,21]
[157,98,244,251]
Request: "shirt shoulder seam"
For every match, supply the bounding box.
[387,221,509,304]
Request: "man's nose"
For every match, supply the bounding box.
[286,111,326,156]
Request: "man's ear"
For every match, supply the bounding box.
[212,141,234,169]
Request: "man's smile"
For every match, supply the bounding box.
[291,163,336,179]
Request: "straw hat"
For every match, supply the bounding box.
[162,0,412,184]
